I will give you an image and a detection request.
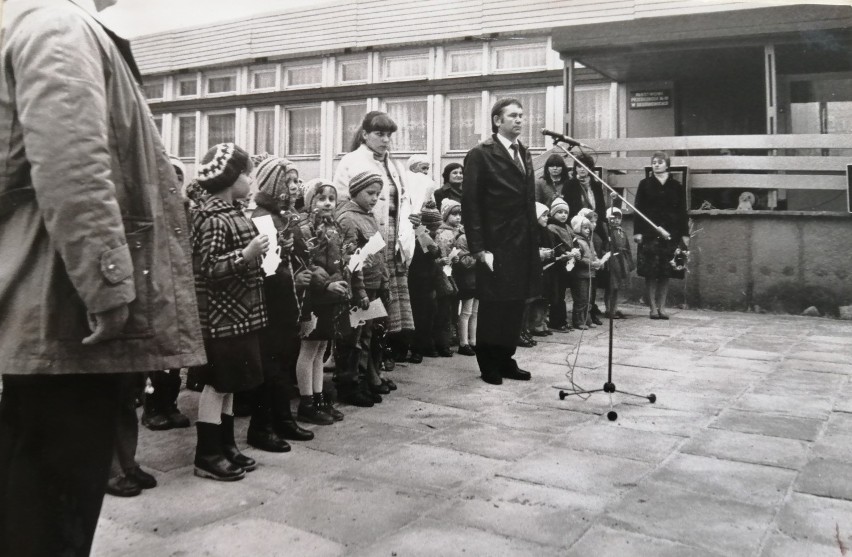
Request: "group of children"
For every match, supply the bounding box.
[522,196,635,346]
[147,141,631,485]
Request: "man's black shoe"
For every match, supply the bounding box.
[480,373,503,385]
[502,368,531,381]
[106,475,142,498]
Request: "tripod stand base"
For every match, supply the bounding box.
[554,383,656,421]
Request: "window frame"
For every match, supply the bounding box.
[249,65,279,92]
[445,48,484,77]
[444,94,483,154]
[283,62,323,90]
[381,96,429,153]
[491,41,548,74]
[283,104,323,158]
[380,50,431,82]
[337,56,370,85]
[203,70,238,97]
[203,109,238,151]
[142,78,165,101]
[489,89,548,149]
[175,74,200,99]
[174,112,199,160]
[337,100,369,155]
[249,107,278,156]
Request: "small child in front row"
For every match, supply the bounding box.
[521,203,558,345]
[453,212,478,356]
[603,206,635,318]
[435,199,463,356]
[191,142,268,482]
[294,180,354,425]
[335,171,389,404]
[569,214,602,330]
[547,197,577,332]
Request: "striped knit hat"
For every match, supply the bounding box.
[303,178,336,211]
[195,143,251,193]
[349,171,383,197]
[421,200,442,228]
[550,197,569,214]
[440,198,461,221]
[254,156,298,200]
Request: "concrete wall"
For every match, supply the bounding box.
[621,212,852,312]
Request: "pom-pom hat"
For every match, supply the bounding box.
[421,200,442,227]
[441,199,461,221]
[550,197,569,214]
[349,171,383,197]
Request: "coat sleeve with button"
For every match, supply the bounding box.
[11,11,134,314]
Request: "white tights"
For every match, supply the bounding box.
[198,385,233,424]
[296,340,327,396]
[458,298,479,347]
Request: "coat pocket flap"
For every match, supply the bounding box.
[100,244,133,285]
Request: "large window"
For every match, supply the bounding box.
[339,101,367,153]
[206,112,235,149]
[496,91,546,148]
[384,98,428,152]
[574,85,612,139]
[206,74,236,95]
[285,64,322,88]
[251,69,277,91]
[447,96,481,151]
[382,53,429,81]
[176,77,198,97]
[177,115,197,158]
[286,106,321,155]
[338,58,369,84]
[493,43,547,72]
[142,79,164,100]
[253,110,276,155]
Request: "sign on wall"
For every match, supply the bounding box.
[630,90,672,109]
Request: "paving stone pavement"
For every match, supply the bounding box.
[91,305,852,557]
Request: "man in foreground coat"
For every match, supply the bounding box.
[462,98,542,385]
[0,1,205,554]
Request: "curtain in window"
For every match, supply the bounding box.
[383,56,428,80]
[253,110,275,155]
[143,82,163,99]
[288,107,321,155]
[448,51,482,74]
[340,60,368,83]
[178,115,196,158]
[253,71,276,90]
[448,97,481,150]
[496,46,546,70]
[340,102,367,152]
[501,91,546,148]
[207,76,235,94]
[287,66,322,87]
[207,113,235,149]
[178,79,197,96]
[574,86,611,139]
[385,99,427,151]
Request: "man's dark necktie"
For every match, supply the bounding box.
[510,144,524,174]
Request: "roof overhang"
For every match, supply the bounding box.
[552,5,852,81]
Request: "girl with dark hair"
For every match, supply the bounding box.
[633,151,690,320]
[536,154,570,207]
[332,111,418,363]
[434,162,463,208]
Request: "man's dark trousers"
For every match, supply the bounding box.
[0,373,121,557]
[475,299,525,379]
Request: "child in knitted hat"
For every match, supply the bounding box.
[604,207,635,319]
[526,202,562,341]
[190,143,270,481]
[569,215,602,330]
[432,200,462,356]
[546,197,578,332]
[334,171,389,406]
[453,214,478,356]
[408,200,445,358]
[577,207,605,326]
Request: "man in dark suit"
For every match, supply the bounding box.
[462,98,543,385]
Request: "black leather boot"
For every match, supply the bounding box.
[297,395,334,425]
[336,382,375,407]
[194,422,245,481]
[268,380,314,441]
[315,392,343,422]
[247,422,291,453]
[220,414,257,472]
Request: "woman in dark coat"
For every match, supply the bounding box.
[633,151,690,320]
[434,162,463,209]
[535,153,570,207]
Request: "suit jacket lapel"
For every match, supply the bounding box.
[490,134,525,179]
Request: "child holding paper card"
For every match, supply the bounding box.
[335,171,390,405]
[435,200,463,356]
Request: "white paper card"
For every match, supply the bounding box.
[443,247,461,276]
[483,251,494,272]
[599,251,611,264]
[251,215,282,276]
[349,298,388,328]
[347,232,387,272]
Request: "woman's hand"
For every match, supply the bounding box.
[633,234,643,244]
[327,281,348,297]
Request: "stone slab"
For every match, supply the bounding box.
[760,533,846,557]
[781,359,852,375]
[551,423,682,463]
[566,524,726,557]
[603,482,776,556]
[350,396,476,433]
[418,419,553,462]
[604,406,712,438]
[476,400,596,433]
[680,428,810,470]
[647,453,796,507]
[348,519,562,557]
[794,458,852,501]
[459,475,613,515]
[716,348,783,361]
[711,409,824,441]
[776,492,852,546]
[732,392,834,419]
[787,351,852,365]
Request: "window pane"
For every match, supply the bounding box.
[178,79,197,96]
[340,59,368,82]
[143,81,163,99]
[574,86,611,139]
[495,45,546,70]
[287,107,321,155]
[207,113,235,149]
[177,115,196,158]
[448,97,481,150]
[252,71,276,90]
[448,51,482,74]
[499,91,546,148]
[207,75,236,94]
[383,56,428,80]
[385,99,427,151]
[286,65,322,87]
[253,110,275,155]
[340,102,367,152]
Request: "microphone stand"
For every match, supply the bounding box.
[549,139,657,421]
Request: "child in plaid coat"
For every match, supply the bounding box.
[190,143,269,482]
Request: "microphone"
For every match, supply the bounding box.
[541,129,590,149]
